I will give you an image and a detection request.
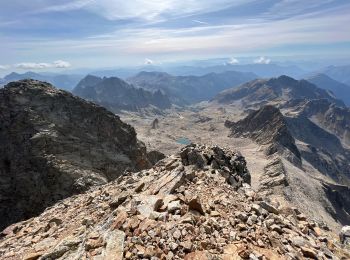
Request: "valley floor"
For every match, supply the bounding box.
[120,103,345,232]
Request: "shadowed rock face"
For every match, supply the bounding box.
[73,75,172,112]
[0,79,153,230]
[323,182,350,226]
[225,105,301,164]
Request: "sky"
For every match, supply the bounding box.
[1,0,350,75]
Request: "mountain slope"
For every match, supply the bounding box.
[214,75,344,107]
[73,75,172,112]
[225,105,301,164]
[1,144,348,259]
[0,79,153,230]
[284,98,350,147]
[306,73,350,105]
[127,70,257,104]
[225,105,350,228]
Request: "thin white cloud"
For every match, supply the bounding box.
[254,56,271,64]
[144,58,154,65]
[15,60,71,69]
[31,0,249,21]
[0,65,10,70]
[227,57,239,64]
[268,0,335,17]
[192,20,209,25]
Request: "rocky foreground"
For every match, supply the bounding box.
[0,144,349,259]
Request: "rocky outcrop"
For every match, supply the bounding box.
[0,80,153,230]
[340,226,350,245]
[1,143,348,259]
[225,105,301,164]
[73,75,172,112]
[258,157,288,196]
[214,75,345,107]
[151,118,159,129]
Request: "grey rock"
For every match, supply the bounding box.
[340,225,350,244]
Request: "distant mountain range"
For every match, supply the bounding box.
[319,65,350,86]
[305,73,350,105]
[73,75,171,112]
[168,63,305,78]
[0,71,83,90]
[74,63,306,79]
[128,70,257,104]
[214,75,344,107]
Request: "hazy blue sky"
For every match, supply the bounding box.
[1,0,350,73]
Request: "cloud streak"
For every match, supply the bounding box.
[14,60,71,69]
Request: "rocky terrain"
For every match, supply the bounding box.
[1,75,350,259]
[127,71,257,104]
[1,144,349,260]
[0,80,155,230]
[73,75,171,112]
[118,74,350,234]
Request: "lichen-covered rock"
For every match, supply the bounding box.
[340,226,350,245]
[0,79,152,230]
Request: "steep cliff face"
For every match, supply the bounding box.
[0,80,153,230]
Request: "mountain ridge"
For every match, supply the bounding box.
[73,75,172,112]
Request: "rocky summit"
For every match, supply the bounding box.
[1,143,349,260]
[0,80,153,230]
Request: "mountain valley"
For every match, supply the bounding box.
[1,72,350,259]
